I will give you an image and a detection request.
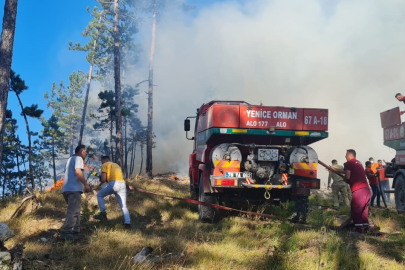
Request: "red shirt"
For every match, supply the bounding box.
[401,96,405,104]
[343,159,369,192]
[365,167,378,186]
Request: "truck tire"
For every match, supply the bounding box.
[198,174,219,223]
[395,174,405,211]
[190,174,198,201]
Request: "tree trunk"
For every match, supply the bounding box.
[15,140,22,195]
[78,16,102,146]
[52,136,57,184]
[110,114,114,161]
[70,105,75,156]
[0,0,18,166]
[2,169,6,199]
[146,1,157,179]
[15,94,35,189]
[129,135,136,176]
[139,143,144,176]
[124,118,128,178]
[113,0,123,167]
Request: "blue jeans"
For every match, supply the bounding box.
[97,181,130,224]
[380,180,391,202]
[370,185,380,207]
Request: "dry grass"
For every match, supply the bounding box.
[1,177,405,270]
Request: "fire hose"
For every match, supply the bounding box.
[318,160,387,208]
[132,187,277,220]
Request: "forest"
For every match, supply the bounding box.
[0,0,189,197]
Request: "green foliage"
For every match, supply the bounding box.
[44,71,86,154]
[69,2,140,85]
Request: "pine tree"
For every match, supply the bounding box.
[10,71,43,189]
[0,0,19,172]
[44,71,86,156]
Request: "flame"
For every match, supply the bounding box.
[45,176,64,192]
[170,174,176,179]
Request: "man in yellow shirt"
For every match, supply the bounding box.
[94,156,131,228]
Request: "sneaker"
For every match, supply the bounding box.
[94,212,107,221]
[60,233,78,241]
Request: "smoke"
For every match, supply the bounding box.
[131,0,405,184]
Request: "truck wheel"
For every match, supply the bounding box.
[190,175,198,201]
[198,174,219,223]
[395,174,405,211]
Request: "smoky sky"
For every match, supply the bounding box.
[129,0,405,184]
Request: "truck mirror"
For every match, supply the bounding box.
[184,119,190,131]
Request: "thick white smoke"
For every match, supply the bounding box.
[132,0,405,185]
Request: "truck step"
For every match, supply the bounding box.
[383,189,395,194]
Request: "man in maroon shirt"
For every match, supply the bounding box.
[336,149,371,234]
[395,93,405,115]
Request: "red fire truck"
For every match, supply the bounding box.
[184,101,329,222]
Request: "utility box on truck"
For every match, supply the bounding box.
[380,107,405,212]
[184,101,329,222]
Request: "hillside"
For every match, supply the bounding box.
[1,176,405,270]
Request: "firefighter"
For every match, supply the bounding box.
[328,159,349,209]
[336,149,371,234]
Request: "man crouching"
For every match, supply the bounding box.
[94,156,131,228]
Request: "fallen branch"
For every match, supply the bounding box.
[10,195,37,220]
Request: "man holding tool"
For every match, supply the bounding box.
[60,145,92,241]
[94,156,131,228]
[336,149,371,234]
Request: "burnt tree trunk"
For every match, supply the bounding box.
[15,94,35,189]
[146,0,157,179]
[0,0,18,165]
[113,0,123,167]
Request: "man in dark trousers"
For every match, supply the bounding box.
[337,149,371,234]
[60,145,91,240]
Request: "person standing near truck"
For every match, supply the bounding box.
[365,161,380,208]
[336,149,371,234]
[328,160,349,209]
[377,159,391,203]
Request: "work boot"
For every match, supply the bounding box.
[94,212,107,221]
[60,233,79,241]
[298,215,307,224]
[290,213,300,223]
